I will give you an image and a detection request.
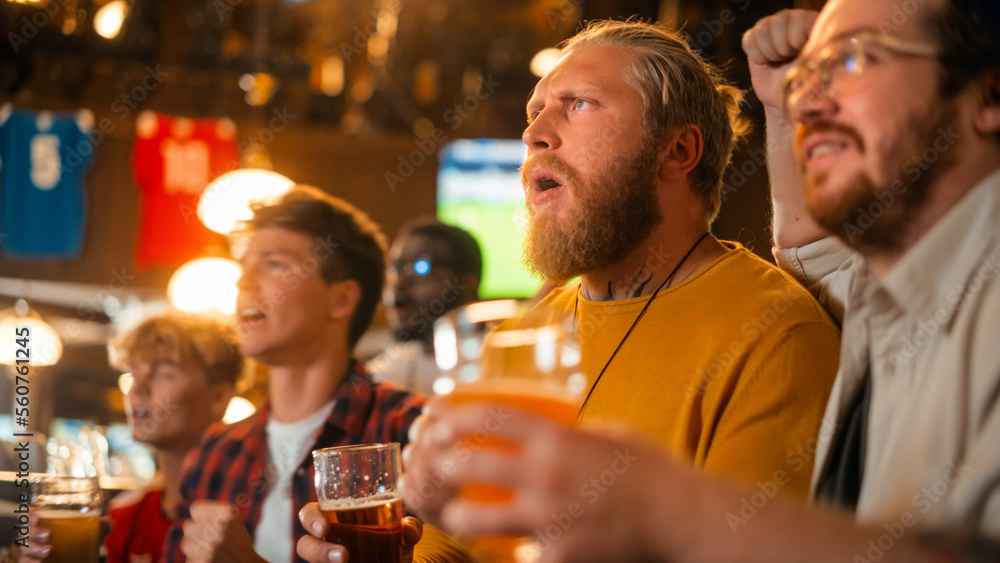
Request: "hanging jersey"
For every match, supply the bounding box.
[132,110,238,271]
[0,104,94,259]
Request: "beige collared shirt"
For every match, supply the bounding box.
[774,167,1000,538]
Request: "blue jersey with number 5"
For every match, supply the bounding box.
[0,105,93,259]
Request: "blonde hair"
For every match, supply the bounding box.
[563,19,751,220]
[109,314,242,386]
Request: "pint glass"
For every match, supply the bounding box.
[312,443,403,563]
[30,475,102,563]
[433,300,585,562]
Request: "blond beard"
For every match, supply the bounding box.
[522,145,662,280]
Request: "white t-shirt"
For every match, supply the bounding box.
[253,401,335,562]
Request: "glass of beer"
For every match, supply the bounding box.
[433,299,586,446]
[312,443,403,563]
[30,475,102,563]
[433,300,585,563]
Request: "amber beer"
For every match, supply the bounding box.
[35,509,100,563]
[31,476,102,563]
[313,444,403,563]
[449,382,577,503]
[320,495,402,563]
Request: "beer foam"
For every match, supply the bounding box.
[453,380,578,401]
[318,493,401,511]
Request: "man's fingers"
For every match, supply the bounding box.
[401,516,423,546]
[179,533,212,563]
[440,498,537,538]
[400,471,456,525]
[438,448,529,489]
[744,19,782,64]
[744,9,818,65]
[19,545,50,561]
[295,534,347,563]
[787,10,818,51]
[20,526,52,560]
[407,412,433,446]
[299,502,329,538]
[188,500,239,547]
[189,500,239,521]
[425,402,562,446]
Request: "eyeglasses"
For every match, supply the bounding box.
[781,32,937,112]
[389,255,452,279]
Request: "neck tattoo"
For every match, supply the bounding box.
[573,232,711,417]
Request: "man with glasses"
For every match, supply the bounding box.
[745,0,1000,529]
[337,1,1000,562]
[367,219,482,395]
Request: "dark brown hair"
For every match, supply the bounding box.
[243,185,388,347]
[924,0,1000,100]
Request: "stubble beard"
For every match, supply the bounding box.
[806,105,956,255]
[522,143,663,281]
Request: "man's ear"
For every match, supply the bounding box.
[658,124,704,182]
[974,69,1000,136]
[327,279,362,321]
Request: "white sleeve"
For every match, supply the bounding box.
[773,236,858,325]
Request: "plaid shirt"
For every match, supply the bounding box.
[163,362,425,562]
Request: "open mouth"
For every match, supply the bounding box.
[807,140,848,161]
[130,406,149,419]
[537,177,562,191]
[530,167,566,194]
[239,307,266,323]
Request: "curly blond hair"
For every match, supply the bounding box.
[109,313,242,386]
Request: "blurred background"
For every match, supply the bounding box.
[0,0,824,501]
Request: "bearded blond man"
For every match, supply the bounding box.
[299,18,843,562]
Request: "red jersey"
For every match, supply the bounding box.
[132,111,238,271]
[105,488,172,563]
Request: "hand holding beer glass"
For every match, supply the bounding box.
[312,443,404,563]
[430,300,585,561]
[29,476,103,563]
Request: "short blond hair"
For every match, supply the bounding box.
[109,314,242,386]
[563,19,751,220]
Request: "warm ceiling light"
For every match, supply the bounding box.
[367,35,389,61]
[239,72,277,106]
[320,55,344,97]
[94,0,128,40]
[224,397,256,423]
[167,258,241,315]
[0,300,63,366]
[530,48,562,78]
[197,169,294,235]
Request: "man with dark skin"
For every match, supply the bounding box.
[369,219,482,395]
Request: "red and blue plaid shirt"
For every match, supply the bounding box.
[163,361,425,562]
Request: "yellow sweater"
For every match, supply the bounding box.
[530,242,840,498]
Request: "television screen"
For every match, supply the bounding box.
[437,139,542,299]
